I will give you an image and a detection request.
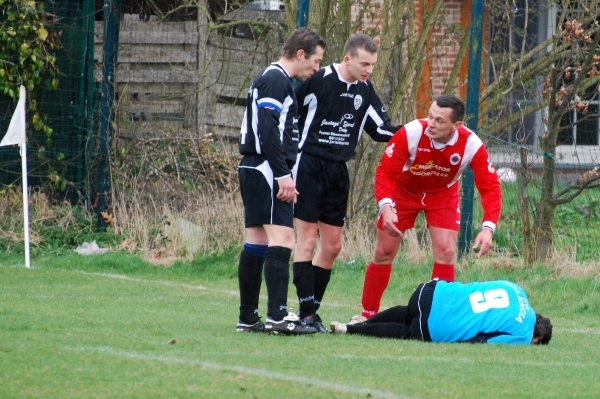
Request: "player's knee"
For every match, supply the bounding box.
[435,245,456,262]
[373,245,397,263]
[325,240,343,258]
[296,235,317,255]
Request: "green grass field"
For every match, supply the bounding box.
[1,250,599,398]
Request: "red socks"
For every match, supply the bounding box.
[361,263,392,319]
[431,262,455,282]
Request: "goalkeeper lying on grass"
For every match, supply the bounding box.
[331,279,552,345]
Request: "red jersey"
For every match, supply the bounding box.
[375,119,501,230]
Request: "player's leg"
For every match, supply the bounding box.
[293,218,319,318]
[359,188,422,318]
[236,226,268,332]
[308,160,348,320]
[292,154,322,320]
[424,188,460,282]
[263,224,315,335]
[237,159,271,332]
[311,221,343,310]
[365,305,409,323]
[360,229,402,318]
[429,227,458,281]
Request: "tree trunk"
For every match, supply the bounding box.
[532,67,559,261]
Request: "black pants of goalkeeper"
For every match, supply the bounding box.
[346,279,437,340]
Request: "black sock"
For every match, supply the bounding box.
[293,261,315,318]
[263,246,291,321]
[238,250,265,324]
[313,266,332,312]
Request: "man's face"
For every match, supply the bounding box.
[295,46,325,82]
[344,48,378,83]
[425,101,461,144]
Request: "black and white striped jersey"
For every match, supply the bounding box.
[295,64,400,162]
[239,63,300,180]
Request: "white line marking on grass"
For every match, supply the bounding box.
[55,269,353,307]
[69,346,412,399]
[334,354,599,368]
[65,270,241,296]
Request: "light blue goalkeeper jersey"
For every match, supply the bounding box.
[428,280,536,345]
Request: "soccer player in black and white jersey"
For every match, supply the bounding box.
[291,34,401,332]
[236,28,326,335]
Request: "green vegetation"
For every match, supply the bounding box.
[1,251,599,398]
[0,0,61,137]
[473,181,600,261]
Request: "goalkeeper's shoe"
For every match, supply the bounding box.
[329,321,347,334]
[236,319,265,333]
[265,313,317,335]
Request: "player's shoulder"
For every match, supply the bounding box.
[256,64,291,84]
[403,119,427,135]
[457,125,484,145]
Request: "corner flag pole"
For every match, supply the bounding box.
[0,85,30,268]
[20,141,31,268]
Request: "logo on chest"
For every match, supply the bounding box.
[450,153,461,165]
[354,95,363,110]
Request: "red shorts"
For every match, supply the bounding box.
[377,184,461,232]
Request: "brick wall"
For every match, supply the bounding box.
[351,0,469,106]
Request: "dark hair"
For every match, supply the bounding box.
[344,33,378,56]
[534,313,553,345]
[282,28,326,59]
[433,95,465,122]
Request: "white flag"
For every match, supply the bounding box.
[0,85,26,147]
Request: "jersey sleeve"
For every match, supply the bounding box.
[470,145,502,231]
[466,331,530,345]
[486,333,532,345]
[363,90,401,142]
[255,76,295,179]
[374,127,410,206]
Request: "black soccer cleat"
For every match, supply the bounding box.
[236,319,265,333]
[301,313,329,333]
[265,313,317,335]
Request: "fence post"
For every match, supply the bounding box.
[97,0,122,231]
[458,0,485,256]
[297,0,310,28]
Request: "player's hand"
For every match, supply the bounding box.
[381,206,402,237]
[472,229,493,258]
[276,176,299,203]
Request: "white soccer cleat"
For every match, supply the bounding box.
[347,315,367,325]
[329,321,347,334]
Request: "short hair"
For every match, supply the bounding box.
[433,95,465,123]
[344,33,378,57]
[534,313,553,345]
[282,28,326,60]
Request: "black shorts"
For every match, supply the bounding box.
[238,155,294,228]
[292,152,349,227]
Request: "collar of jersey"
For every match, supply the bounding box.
[427,128,458,150]
[333,64,358,86]
[271,62,291,79]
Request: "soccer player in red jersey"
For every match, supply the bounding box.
[358,95,502,320]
